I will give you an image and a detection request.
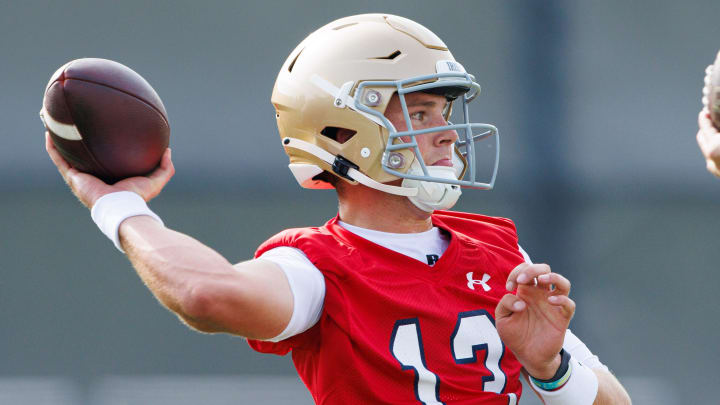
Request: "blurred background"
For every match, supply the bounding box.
[2,0,719,404]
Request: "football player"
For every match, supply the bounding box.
[46,14,630,405]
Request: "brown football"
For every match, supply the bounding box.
[704,51,720,130]
[40,58,169,183]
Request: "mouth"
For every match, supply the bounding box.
[431,158,453,167]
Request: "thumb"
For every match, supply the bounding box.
[66,169,110,208]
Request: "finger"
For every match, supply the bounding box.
[697,130,720,161]
[707,160,720,177]
[130,148,174,202]
[147,148,175,182]
[697,128,720,148]
[698,108,713,128]
[495,293,526,319]
[537,272,571,295]
[45,132,72,176]
[163,148,175,176]
[46,134,83,190]
[547,295,576,319]
[696,111,720,162]
[697,127,720,177]
[702,136,720,161]
[505,263,530,291]
[697,109,720,144]
[506,263,551,291]
[159,147,172,170]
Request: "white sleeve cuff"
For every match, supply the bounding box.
[563,329,610,372]
[257,246,326,342]
[530,355,599,405]
[90,191,163,252]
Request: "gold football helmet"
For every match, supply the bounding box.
[272,14,498,211]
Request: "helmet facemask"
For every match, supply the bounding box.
[352,65,500,211]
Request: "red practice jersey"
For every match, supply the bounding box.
[248,211,527,404]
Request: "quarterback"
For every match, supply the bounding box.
[46,14,630,405]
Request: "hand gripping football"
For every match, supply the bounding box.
[40,58,170,183]
[703,50,720,130]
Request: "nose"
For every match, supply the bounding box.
[432,115,458,146]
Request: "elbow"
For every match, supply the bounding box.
[179,282,226,333]
[610,392,632,405]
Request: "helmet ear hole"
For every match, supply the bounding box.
[320,127,357,144]
[312,170,340,187]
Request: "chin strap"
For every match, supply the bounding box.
[282,137,417,197]
[401,161,462,212]
[283,137,462,211]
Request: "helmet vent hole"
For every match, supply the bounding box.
[372,50,402,60]
[288,48,304,73]
[320,127,357,144]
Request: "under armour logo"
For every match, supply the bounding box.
[426,254,440,266]
[466,272,491,291]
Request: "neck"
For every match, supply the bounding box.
[336,182,433,233]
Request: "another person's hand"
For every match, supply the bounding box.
[45,131,175,208]
[495,263,574,380]
[697,109,720,178]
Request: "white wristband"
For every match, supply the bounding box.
[90,191,164,252]
[530,356,599,405]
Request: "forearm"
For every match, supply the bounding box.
[44,141,291,335]
[593,369,631,405]
[117,215,292,338]
[118,215,237,328]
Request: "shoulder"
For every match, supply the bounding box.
[256,226,323,257]
[433,210,518,236]
[433,210,523,259]
[255,220,347,260]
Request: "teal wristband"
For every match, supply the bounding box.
[529,349,572,391]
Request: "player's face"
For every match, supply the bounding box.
[383,92,459,168]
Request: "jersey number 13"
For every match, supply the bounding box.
[390,309,517,405]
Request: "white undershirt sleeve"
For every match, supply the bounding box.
[256,246,326,342]
[518,244,533,264]
[563,329,610,371]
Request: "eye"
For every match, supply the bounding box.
[410,111,425,121]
